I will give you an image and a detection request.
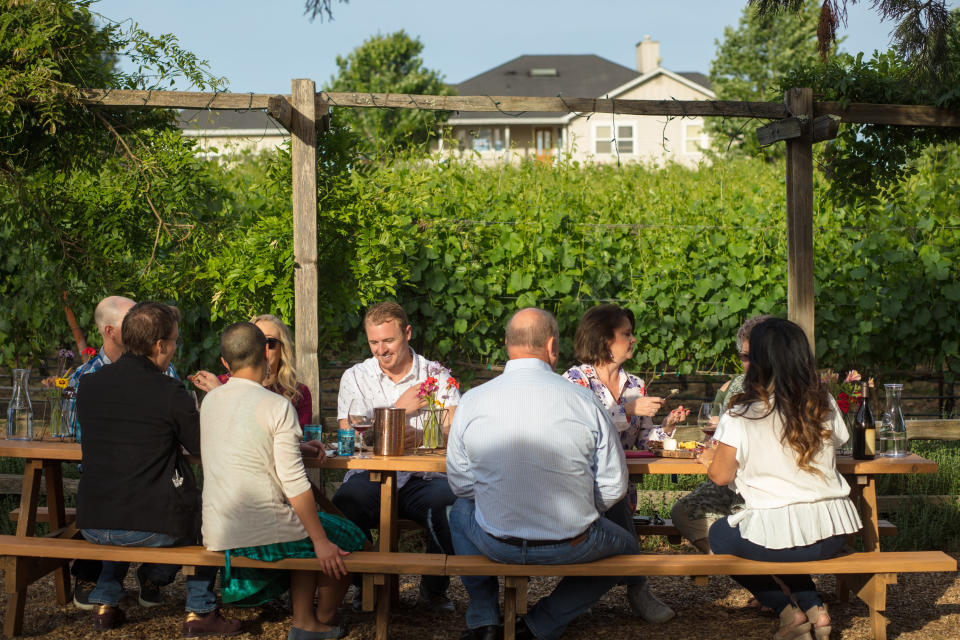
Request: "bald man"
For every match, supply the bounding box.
[65,295,178,610]
[446,308,641,640]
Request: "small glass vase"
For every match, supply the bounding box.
[419,407,448,453]
[879,383,908,458]
[837,409,854,456]
[6,368,34,441]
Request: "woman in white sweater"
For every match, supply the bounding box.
[699,318,862,640]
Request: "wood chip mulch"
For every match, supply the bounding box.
[2,554,958,639]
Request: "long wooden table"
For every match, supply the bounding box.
[0,440,940,638]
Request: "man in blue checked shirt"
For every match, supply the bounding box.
[64,295,179,611]
[446,308,648,640]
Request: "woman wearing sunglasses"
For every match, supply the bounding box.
[192,315,318,455]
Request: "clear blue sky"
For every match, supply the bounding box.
[91,0,952,93]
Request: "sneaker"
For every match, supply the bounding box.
[627,582,675,623]
[351,585,363,612]
[417,582,455,613]
[136,565,164,608]
[182,609,242,637]
[92,604,126,631]
[73,578,97,611]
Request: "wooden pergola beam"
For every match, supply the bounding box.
[79,89,960,127]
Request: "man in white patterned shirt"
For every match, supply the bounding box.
[447,308,642,640]
[332,301,460,612]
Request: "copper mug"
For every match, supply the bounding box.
[373,407,406,456]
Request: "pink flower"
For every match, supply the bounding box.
[844,370,861,384]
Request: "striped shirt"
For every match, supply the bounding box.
[446,358,627,541]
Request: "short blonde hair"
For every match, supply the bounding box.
[364,301,409,330]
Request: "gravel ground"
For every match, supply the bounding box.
[3,553,958,640]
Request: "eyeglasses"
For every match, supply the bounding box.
[739,352,750,363]
[265,337,281,350]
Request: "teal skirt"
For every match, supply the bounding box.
[222,512,366,606]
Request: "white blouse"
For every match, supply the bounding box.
[714,397,862,549]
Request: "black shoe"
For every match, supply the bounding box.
[73,578,96,610]
[92,605,126,631]
[460,625,502,640]
[136,565,164,608]
[515,617,536,640]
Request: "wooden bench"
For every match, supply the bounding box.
[633,517,898,544]
[0,534,443,638]
[445,551,956,640]
[2,535,953,640]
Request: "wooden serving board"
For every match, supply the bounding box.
[653,449,698,459]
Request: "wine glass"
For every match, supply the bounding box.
[348,399,374,459]
[698,403,718,438]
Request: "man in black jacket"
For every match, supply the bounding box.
[77,301,240,636]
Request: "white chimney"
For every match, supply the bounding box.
[636,35,660,74]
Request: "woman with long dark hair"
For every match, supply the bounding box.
[700,318,861,640]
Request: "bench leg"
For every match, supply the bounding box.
[846,573,896,640]
[3,556,30,637]
[375,577,391,640]
[503,576,528,640]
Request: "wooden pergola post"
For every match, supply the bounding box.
[290,79,320,422]
[785,88,815,351]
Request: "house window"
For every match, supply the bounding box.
[594,124,634,154]
[684,121,708,153]
[471,127,505,151]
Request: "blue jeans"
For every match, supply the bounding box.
[602,495,645,587]
[332,472,455,597]
[449,498,639,640]
[81,529,217,613]
[708,518,848,614]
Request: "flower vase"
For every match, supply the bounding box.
[420,408,448,453]
[838,409,855,455]
[45,393,65,440]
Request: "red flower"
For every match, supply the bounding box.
[82,347,97,357]
[575,379,589,388]
[837,392,850,415]
[447,376,460,390]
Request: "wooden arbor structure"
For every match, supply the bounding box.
[80,83,960,422]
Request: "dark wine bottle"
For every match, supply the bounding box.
[851,381,875,460]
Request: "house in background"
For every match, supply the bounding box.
[441,36,714,166]
[177,109,287,159]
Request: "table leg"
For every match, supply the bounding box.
[859,476,881,552]
[5,460,43,637]
[43,461,71,604]
[375,471,398,640]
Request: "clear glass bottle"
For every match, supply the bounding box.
[6,368,34,440]
[879,383,908,458]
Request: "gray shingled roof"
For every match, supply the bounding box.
[177,109,284,132]
[451,55,711,121]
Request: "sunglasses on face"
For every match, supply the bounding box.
[265,337,281,350]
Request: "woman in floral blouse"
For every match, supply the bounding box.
[561,304,687,625]
[563,304,687,452]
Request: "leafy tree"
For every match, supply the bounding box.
[780,9,960,205]
[323,31,453,156]
[0,0,225,367]
[708,0,830,159]
[751,0,954,81]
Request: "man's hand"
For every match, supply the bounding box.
[394,385,428,415]
[189,370,221,393]
[312,537,350,579]
[626,396,664,418]
[403,426,419,449]
[299,440,326,461]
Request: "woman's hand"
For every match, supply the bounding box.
[697,444,716,469]
[189,370,221,393]
[664,405,690,428]
[312,537,350,579]
[626,396,664,418]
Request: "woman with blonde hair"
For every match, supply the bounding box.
[701,318,861,640]
[193,315,317,452]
